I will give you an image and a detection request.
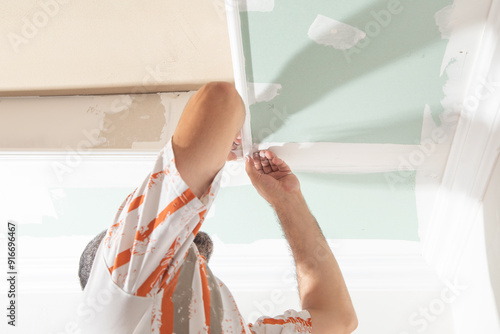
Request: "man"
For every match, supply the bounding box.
[77,82,357,333]
[79,231,215,290]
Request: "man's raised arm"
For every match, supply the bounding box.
[245,150,358,334]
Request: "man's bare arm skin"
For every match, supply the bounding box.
[245,150,358,334]
[172,82,245,199]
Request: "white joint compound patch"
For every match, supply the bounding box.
[247,82,282,105]
[435,5,455,40]
[308,14,366,50]
[238,0,274,12]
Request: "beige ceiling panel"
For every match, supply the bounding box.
[0,0,233,96]
[0,92,195,150]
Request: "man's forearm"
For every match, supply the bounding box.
[272,192,357,333]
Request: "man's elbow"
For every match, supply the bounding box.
[343,312,358,333]
[333,311,358,333]
[309,308,358,333]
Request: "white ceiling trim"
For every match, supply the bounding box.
[423,0,500,281]
[210,239,442,292]
[0,141,448,178]
[8,238,441,293]
[0,141,444,226]
[257,142,448,174]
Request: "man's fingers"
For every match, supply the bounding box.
[249,150,292,178]
[245,156,261,184]
[263,150,289,173]
[253,152,263,171]
[267,152,281,172]
[264,150,275,160]
[261,149,283,173]
[272,157,284,165]
[259,151,273,174]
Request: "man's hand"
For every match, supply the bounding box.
[245,149,358,333]
[245,150,300,205]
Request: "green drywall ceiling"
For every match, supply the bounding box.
[242,0,452,144]
[204,171,418,242]
[23,187,134,237]
[29,169,417,242]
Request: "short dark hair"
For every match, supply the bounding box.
[193,231,214,262]
[78,229,107,290]
[78,230,214,290]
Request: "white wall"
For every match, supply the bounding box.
[1,236,455,334]
[449,156,500,333]
[483,157,500,331]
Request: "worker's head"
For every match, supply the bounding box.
[78,229,107,291]
[78,230,214,290]
[193,231,214,263]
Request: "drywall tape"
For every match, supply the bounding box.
[225,0,253,157]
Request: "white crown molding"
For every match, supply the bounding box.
[211,239,442,292]
[1,238,441,293]
[0,150,159,160]
[256,142,447,174]
[0,141,446,172]
[423,0,500,281]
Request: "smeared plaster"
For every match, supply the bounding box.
[308,14,366,50]
[247,82,282,105]
[436,1,474,76]
[158,91,196,145]
[238,0,274,12]
[108,95,134,113]
[435,5,455,40]
[433,1,479,132]
[0,96,107,149]
[98,94,166,149]
[0,92,199,151]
